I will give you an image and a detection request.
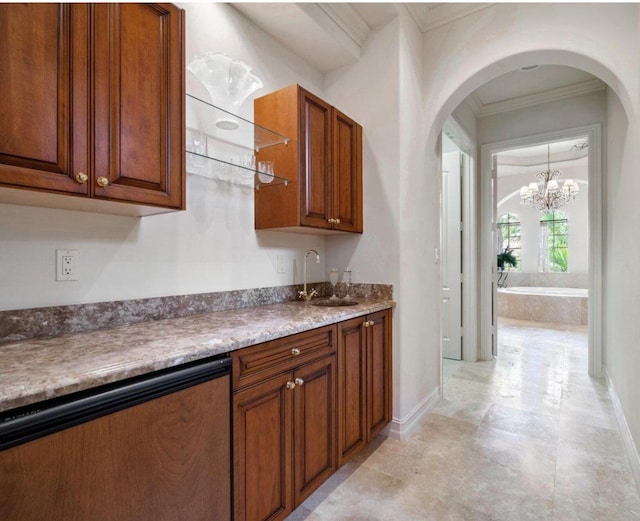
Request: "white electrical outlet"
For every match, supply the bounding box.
[56,250,79,281]
[276,255,286,274]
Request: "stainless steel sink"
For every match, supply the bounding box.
[311,298,359,307]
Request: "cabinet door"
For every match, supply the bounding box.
[332,109,363,233]
[293,355,337,505]
[93,3,184,209]
[0,376,231,521]
[234,372,293,521]
[299,88,332,230]
[367,310,393,438]
[0,4,90,195]
[337,316,367,466]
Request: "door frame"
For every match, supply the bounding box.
[479,124,603,377]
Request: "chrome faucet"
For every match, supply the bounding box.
[299,249,320,301]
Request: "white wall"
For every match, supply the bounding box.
[604,86,640,463]
[324,6,440,427]
[0,3,329,311]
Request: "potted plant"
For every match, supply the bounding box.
[497,248,518,270]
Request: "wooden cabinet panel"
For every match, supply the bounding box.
[367,310,393,438]
[0,3,185,214]
[232,325,335,390]
[93,3,184,208]
[254,84,362,234]
[293,355,336,505]
[333,109,363,233]
[300,89,332,229]
[233,372,293,521]
[0,376,231,521]
[0,4,89,194]
[337,310,392,466]
[337,316,367,466]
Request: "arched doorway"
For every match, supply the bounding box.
[426,50,633,384]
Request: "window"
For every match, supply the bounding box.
[539,210,568,272]
[497,213,521,271]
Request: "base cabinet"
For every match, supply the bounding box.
[232,311,392,521]
[337,309,392,466]
[232,326,337,521]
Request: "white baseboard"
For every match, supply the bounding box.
[606,368,640,495]
[388,386,441,440]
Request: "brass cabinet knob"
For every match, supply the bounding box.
[335,218,340,224]
[294,377,304,386]
[74,172,88,184]
[363,320,374,327]
[286,381,296,390]
[96,176,110,187]
[291,348,301,356]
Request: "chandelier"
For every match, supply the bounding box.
[519,144,579,211]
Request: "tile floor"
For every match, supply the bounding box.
[286,318,640,520]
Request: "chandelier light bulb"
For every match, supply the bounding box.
[519,144,579,211]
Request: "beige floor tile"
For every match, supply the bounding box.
[286,320,640,521]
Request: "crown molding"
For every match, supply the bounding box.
[474,78,607,118]
[465,92,483,116]
[406,3,493,33]
[317,3,370,48]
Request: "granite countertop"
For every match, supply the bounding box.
[0,298,393,413]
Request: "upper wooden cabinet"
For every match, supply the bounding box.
[254,84,363,234]
[0,3,185,216]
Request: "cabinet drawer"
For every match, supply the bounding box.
[232,325,336,391]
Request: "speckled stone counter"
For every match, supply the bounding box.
[0,299,394,413]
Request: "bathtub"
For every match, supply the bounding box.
[497,286,588,325]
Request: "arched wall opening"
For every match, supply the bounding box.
[422,49,632,379]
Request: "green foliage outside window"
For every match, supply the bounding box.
[497,213,521,271]
[540,211,568,272]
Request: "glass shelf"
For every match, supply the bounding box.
[186,151,289,189]
[185,94,291,189]
[186,94,290,151]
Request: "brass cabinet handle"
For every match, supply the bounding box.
[294,377,304,386]
[291,348,301,356]
[74,172,88,184]
[286,381,296,390]
[96,176,110,187]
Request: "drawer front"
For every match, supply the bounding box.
[232,325,336,391]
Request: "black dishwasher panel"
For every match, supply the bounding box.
[0,353,231,452]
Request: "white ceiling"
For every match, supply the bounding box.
[496,138,589,176]
[468,65,606,117]
[231,3,607,117]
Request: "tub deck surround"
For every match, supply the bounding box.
[0,298,394,414]
[497,286,587,325]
